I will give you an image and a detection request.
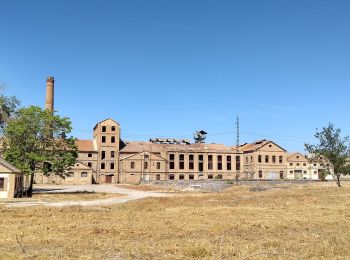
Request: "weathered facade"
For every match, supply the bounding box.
[0,157,23,199]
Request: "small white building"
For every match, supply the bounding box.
[0,157,24,199]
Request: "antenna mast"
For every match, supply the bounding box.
[235,116,240,150]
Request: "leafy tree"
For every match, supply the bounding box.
[305,123,350,187]
[0,83,20,130]
[1,106,78,195]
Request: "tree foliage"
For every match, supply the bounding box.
[1,106,78,195]
[0,83,20,130]
[305,123,350,187]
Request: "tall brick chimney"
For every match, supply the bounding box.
[45,76,54,112]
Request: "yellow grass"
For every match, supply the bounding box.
[1,182,350,259]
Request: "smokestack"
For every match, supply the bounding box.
[45,76,54,112]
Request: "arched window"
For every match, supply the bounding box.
[208,174,213,179]
[179,174,185,180]
[169,174,175,180]
[189,174,194,180]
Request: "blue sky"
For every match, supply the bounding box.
[1,0,350,152]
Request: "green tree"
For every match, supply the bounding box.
[305,123,350,187]
[1,106,78,195]
[0,83,20,130]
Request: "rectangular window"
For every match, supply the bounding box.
[88,162,92,167]
[258,155,262,163]
[130,161,135,169]
[208,155,213,170]
[102,126,106,132]
[81,172,88,178]
[0,178,4,190]
[88,153,92,158]
[265,155,269,163]
[279,156,283,164]
[272,156,276,163]
[144,161,148,170]
[110,163,115,170]
[169,154,175,170]
[101,163,105,170]
[179,154,185,170]
[259,170,263,178]
[217,155,222,170]
[227,156,232,171]
[111,126,115,131]
[102,136,106,143]
[111,136,116,143]
[198,155,204,172]
[189,154,194,170]
[101,151,105,160]
[111,151,115,158]
[157,162,161,169]
[236,156,240,171]
[67,172,74,178]
[144,154,149,160]
[290,163,293,166]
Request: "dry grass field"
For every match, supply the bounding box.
[0,182,350,259]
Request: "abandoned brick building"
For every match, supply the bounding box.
[34,77,323,185]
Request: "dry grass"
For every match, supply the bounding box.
[115,184,165,192]
[1,182,350,259]
[31,192,125,202]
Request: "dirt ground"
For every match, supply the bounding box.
[0,182,349,259]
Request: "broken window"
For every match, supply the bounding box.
[235,156,240,171]
[279,156,283,164]
[169,174,175,180]
[169,154,175,170]
[102,126,106,132]
[179,174,185,180]
[179,154,185,169]
[110,163,115,170]
[102,136,106,143]
[0,178,4,190]
[111,126,115,131]
[156,174,160,181]
[189,174,194,180]
[101,163,105,170]
[217,155,222,170]
[258,155,262,163]
[111,136,116,143]
[130,161,135,169]
[265,155,269,163]
[272,156,276,163]
[198,154,204,172]
[258,170,263,178]
[88,153,92,158]
[111,151,115,158]
[189,154,194,170]
[156,162,161,169]
[208,174,213,179]
[88,162,92,168]
[144,162,148,170]
[101,151,105,160]
[227,156,232,171]
[81,172,88,178]
[208,155,213,170]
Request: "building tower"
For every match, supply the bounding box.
[45,76,54,112]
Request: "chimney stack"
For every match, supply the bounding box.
[45,76,54,112]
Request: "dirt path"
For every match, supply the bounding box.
[4,184,171,208]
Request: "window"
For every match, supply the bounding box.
[216,174,223,180]
[245,157,248,164]
[290,163,293,166]
[102,126,106,132]
[88,162,92,168]
[251,156,253,163]
[156,162,161,169]
[101,163,105,169]
[258,155,262,163]
[130,161,135,169]
[198,155,204,172]
[144,161,148,170]
[101,151,105,160]
[110,163,115,170]
[144,154,149,160]
[81,172,88,178]
[227,156,232,171]
[179,174,185,180]
[102,136,106,143]
[189,174,194,180]
[303,171,307,174]
[111,136,115,143]
[189,154,194,170]
[169,154,175,170]
[208,155,213,170]
[111,126,115,131]
[169,174,175,180]
[208,174,213,179]
[265,155,269,163]
[279,156,283,164]
[88,153,92,158]
[179,154,185,169]
[0,178,4,190]
[67,172,74,177]
[272,156,276,163]
[111,151,115,158]
[297,163,300,166]
[217,155,222,170]
[258,170,263,178]
[156,174,160,181]
[236,156,240,171]
[290,171,293,173]
[303,163,307,166]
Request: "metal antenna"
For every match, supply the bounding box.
[236,116,240,150]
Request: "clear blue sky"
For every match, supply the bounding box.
[1,0,349,152]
